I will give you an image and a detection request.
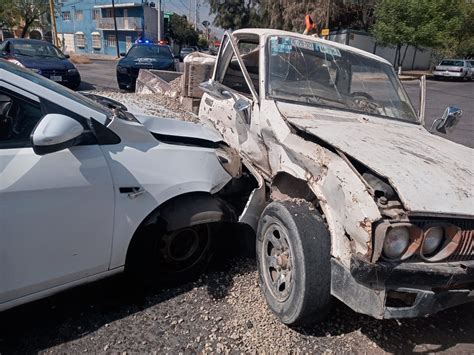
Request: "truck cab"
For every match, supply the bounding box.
[199,29,473,325]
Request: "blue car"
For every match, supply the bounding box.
[116,43,176,91]
[0,38,81,89]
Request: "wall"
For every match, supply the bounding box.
[329,30,433,70]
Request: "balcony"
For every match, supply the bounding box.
[96,17,143,31]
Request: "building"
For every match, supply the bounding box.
[56,0,159,56]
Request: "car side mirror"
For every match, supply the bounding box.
[429,106,463,134]
[31,114,84,155]
[120,52,126,57]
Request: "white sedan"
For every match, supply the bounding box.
[0,59,259,312]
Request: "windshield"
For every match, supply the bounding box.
[0,59,111,116]
[440,60,464,66]
[126,45,172,59]
[267,36,418,123]
[12,42,65,58]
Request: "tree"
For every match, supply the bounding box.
[206,0,259,30]
[372,0,465,68]
[168,14,199,48]
[0,0,49,38]
[438,1,474,58]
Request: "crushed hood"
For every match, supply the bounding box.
[278,103,474,217]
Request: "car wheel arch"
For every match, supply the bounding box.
[124,191,237,269]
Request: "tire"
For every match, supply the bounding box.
[126,222,214,288]
[256,201,331,326]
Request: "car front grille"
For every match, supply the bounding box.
[41,69,68,76]
[409,218,474,262]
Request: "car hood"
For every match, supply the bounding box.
[120,57,173,68]
[277,102,474,217]
[14,55,74,70]
[135,114,223,144]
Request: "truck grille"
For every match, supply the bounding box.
[410,218,474,262]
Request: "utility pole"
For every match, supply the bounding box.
[325,0,331,29]
[194,0,199,30]
[112,0,120,58]
[157,0,163,41]
[189,0,192,23]
[48,0,59,47]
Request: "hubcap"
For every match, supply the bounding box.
[262,223,293,302]
[158,225,210,273]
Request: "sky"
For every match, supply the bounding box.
[161,0,224,39]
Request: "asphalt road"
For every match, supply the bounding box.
[77,60,473,148]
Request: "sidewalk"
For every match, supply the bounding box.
[70,53,119,62]
[399,70,433,81]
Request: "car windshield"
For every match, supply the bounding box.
[126,45,172,59]
[0,59,111,116]
[267,36,418,123]
[440,60,464,66]
[11,42,65,58]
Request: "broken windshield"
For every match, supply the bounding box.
[267,36,418,123]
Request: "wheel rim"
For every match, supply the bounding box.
[157,225,210,273]
[262,223,294,302]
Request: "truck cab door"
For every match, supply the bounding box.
[200,33,270,174]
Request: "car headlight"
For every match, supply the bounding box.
[216,145,241,177]
[422,226,444,255]
[117,66,128,74]
[383,227,410,259]
[6,58,25,67]
[68,68,78,75]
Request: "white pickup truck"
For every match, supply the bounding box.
[199,29,474,325]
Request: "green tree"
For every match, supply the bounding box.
[168,14,199,48]
[0,0,17,31]
[439,1,474,58]
[372,0,465,68]
[206,0,259,30]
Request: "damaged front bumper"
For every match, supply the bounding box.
[331,256,474,319]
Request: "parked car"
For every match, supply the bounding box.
[433,59,473,80]
[116,43,176,91]
[0,58,262,312]
[200,29,474,325]
[179,47,196,62]
[0,38,81,89]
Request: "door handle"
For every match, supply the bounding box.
[119,187,145,199]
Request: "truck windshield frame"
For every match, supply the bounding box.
[266,35,419,124]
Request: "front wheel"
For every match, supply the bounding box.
[257,201,332,326]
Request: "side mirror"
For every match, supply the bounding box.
[430,106,463,134]
[233,98,251,112]
[120,52,126,57]
[64,54,70,59]
[31,114,84,155]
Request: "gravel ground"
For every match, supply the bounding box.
[1,258,473,354]
[1,91,472,354]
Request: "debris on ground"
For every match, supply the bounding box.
[90,88,199,123]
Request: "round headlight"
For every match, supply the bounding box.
[422,227,444,255]
[383,227,410,259]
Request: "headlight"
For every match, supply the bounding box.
[422,226,444,255]
[6,58,25,67]
[68,68,78,75]
[383,227,410,259]
[117,66,128,74]
[216,145,241,177]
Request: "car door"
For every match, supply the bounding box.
[200,33,270,173]
[0,83,114,304]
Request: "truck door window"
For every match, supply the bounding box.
[221,40,260,96]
